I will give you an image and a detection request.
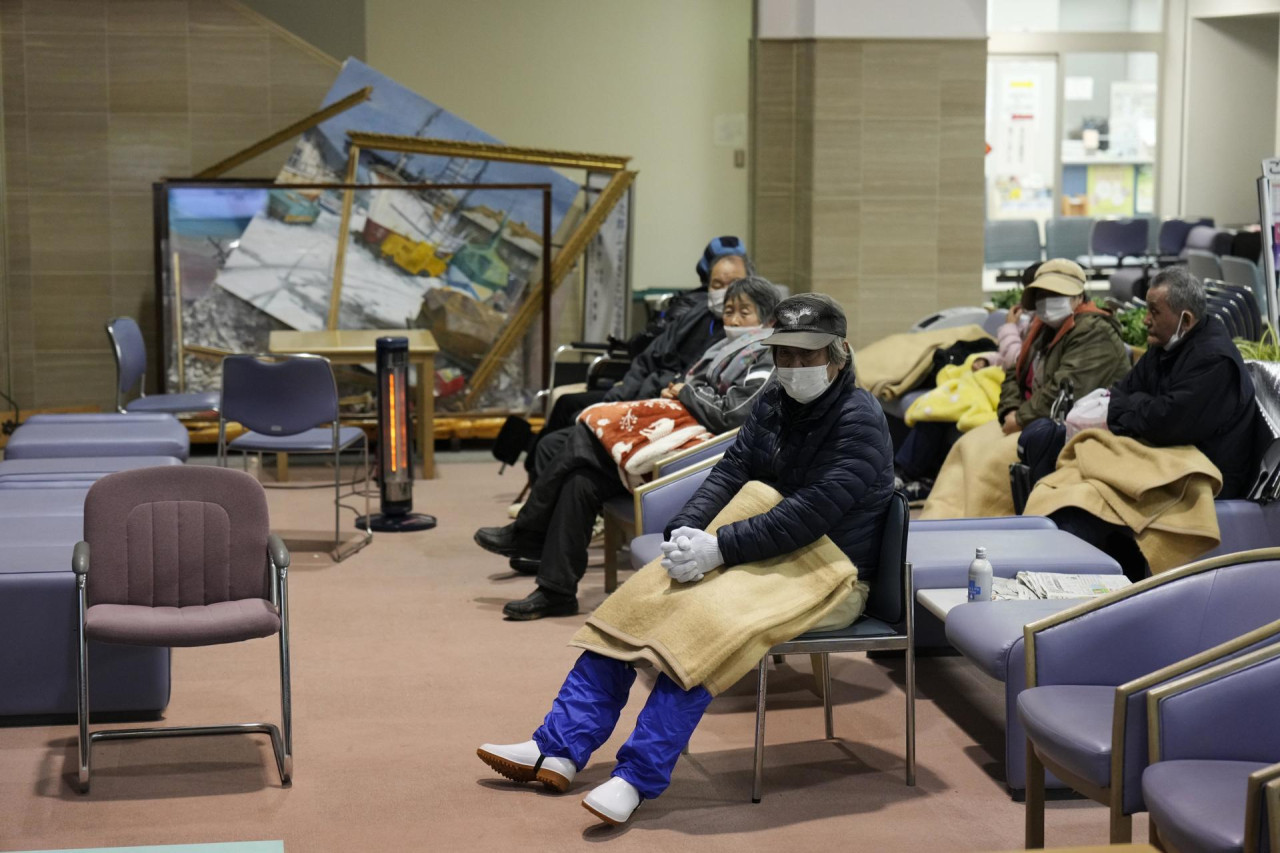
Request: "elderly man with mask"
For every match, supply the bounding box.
[1023,267,1261,579]
[475,293,894,825]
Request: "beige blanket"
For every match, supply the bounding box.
[1023,430,1222,573]
[920,420,1021,519]
[571,481,868,695]
[856,324,994,401]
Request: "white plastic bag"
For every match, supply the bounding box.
[1065,388,1111,440]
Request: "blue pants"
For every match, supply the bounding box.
[532,651,713,800]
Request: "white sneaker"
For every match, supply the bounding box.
[477,740,576,792]
[582,776,642,825]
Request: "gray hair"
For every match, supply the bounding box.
[826,339,850,370]
[725,275,781,321]
[1149,266,1207,319]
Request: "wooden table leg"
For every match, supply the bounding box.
[418,354,435,479]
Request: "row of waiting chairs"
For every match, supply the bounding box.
[986,216,1220,275]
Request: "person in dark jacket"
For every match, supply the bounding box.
[1027,267,1261,579]
[524,237,751,478]
[474,294,895,827]
[474,277,780,618]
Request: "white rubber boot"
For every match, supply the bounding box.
[477,740,576,792]
[582,776,642,825]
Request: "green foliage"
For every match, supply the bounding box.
[1116,305,1149,347]
[1236,325,1280,361]
[991,287,1022,310]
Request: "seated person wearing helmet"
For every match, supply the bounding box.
[526,237,751,478]
[475,276,781,620]
[475,293,894,825]
[1021,267,1261,580]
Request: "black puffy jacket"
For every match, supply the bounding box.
[666,368,895,573]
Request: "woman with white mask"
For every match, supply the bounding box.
[996,258,1130,436]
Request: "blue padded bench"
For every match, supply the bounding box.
[0,542,170,717]
[5,413,190,461]
[0,455,181,489]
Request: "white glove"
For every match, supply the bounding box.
[660,528,723,583]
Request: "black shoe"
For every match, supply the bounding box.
[475,523,541,559]
[502,588,578,621]
[508,556,541,575]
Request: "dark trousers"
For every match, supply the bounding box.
[894,421,961,481]
[525,390,607,476]
[515,423,625,597]
[1051,506,1150,582]
[1018,418,1068,488]
[533,651,713,800]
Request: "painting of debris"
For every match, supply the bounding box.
[170,59,582,411]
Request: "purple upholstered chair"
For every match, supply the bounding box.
[1019,548,1280,847]
[1144,640,1280,853]
[1085,218,1150,271]
[218,354,370,561]
[74,466,293,793]
[106,317,220,415]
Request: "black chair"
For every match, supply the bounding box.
[1207,281,1262,341]
[750,491,914,802]
[1207,293,1246,340]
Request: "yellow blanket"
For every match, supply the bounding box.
[920,419,1021,519]
[905,355,1005,433]
[1023,430,1222,573]
[571,481,867,695]
[856,324,994,401]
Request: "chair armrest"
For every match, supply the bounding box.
[1148,635,1280,764]
[1025,548,1280,688]
[72,541,89,576]
[268,533,291,570]
[1267,775,1280,853]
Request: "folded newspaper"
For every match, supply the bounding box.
[990,572,1133,601]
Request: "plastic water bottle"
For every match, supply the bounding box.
[967,547,993,602]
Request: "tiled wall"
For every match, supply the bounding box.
[753,39,986,346]
[0,0,337,410]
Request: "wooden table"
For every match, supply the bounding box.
[268,329,440,479]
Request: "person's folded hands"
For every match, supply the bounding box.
[659,528,722,583]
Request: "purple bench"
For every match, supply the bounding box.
[5,413,190,461]
[0,455,181,489]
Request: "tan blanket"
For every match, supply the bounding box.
[920,420,1021,519]
[571,481,867,695]
[856,324,994,401]
[1023,430,1222,573]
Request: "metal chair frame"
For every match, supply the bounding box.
[750,491,916,802]
[106,316,220,416]
[75,534,293,793]
[217,353,371,562]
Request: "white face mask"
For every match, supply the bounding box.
[707,288,726,318]
[1165,311,1192,349]
[723,324,762,341]
[1035,295,1074,328]
[777,365,832,404]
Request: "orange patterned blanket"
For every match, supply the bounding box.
[579,399,713,490]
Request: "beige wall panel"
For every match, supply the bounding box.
[811,273,857,315]
[811,196,860,278]
[25,0,106,34]
[25,33,108,113]
[27,112,110,191]
[189,32,270,113]
[813,41,861,120]
[9,350,33,403]
[753,192,795,283]
[229,138,293,179]
[112,272,156,346]
[189,111,271,172]
[107,0,190,34]
[937,272,981,308]
[0,1,24,34]
[109,114,192,191]
[860,197,938,277]
[794,182,813,283]
[755,115,796,195]
[939,118,984,197]
[861,119,940,198]
[939,41,985,120]
[108,34,190,113]
[33,272,113,351]
[28,193,111,273]
[756,41,796,119]
[812,117,860,198]
[936,195,984,271]
[862,41,940,120]
[856,275,938,345]
[34,351,115,408]
[4,111,27,190]
[5,193,29,273]
[3,32,26,114]
[109,193,155,274]
[188,0,257,32]
[7,273,31,352]
[268,34,335,116]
